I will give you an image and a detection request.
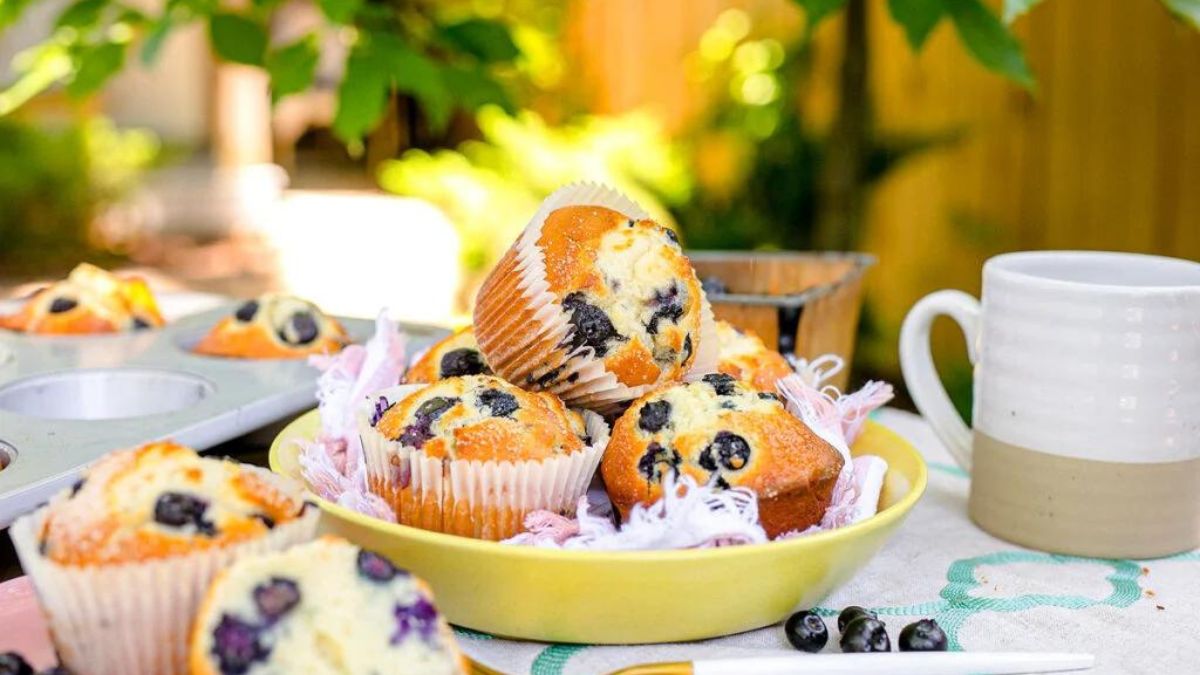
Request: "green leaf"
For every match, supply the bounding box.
[375,34,452,132]
[208,13,267,66]
[436,19,519,63]
[441,65,513,113]
[792,0,849,33]
[56,0,108,30]
[67,41,126,98]
[332,43,391,146]
[266,35,319,103]
[141,15,174,65]
[316,0,360,24]
[946,0,1034,88]
[1161,0,1200,29]
[888,0,945,49]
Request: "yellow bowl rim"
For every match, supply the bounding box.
[269,411,927,563]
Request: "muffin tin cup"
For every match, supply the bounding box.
[358,384,610,541]
[9,467,319,675]
[473,182,719,416]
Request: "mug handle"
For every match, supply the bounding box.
[899,290,982,471]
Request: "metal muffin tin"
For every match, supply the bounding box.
[0,301,445,527]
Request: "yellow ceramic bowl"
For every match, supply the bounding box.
[270,411,926,644]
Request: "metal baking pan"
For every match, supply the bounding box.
[0,298,445,527]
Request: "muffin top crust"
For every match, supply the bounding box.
[537,205,703,388]
[190,537,463,675]
[714,320,795,392]
[407,328,492,383]
[374,375,588,462]
[193,293,346,359]
[0,263,164,334]
[39,442,306,565]
[601,373,844,535]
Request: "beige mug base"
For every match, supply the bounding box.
[969,431,1200,559]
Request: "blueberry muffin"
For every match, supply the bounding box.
[0,263,164,334]
[715,320,794,392]
[190,537,465,675]
[193,294,347,359]
[361,375,607,540]
[9,442,318,675]
[601,374,843,537]
[406,327,491,383]
[474,184,716,415]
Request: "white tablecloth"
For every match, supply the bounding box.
[458,409,1200,675]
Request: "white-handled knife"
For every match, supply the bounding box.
[608,651,1096,675]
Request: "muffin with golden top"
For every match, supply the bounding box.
[601,373,843,537]
[9,442,318,675]
[473,183,717,415]
[0,263,164,335]
[360,375,607,540]
[193,294,347,359]
[190,537,465,675]
[406,327,491,383]
[714,320,794,393]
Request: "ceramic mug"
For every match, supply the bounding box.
[900,251,1200,558]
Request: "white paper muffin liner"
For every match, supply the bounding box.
[358,384,610,540]
[473,182,718,416]
[9,466,320,675]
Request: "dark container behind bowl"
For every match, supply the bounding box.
[688,251,875,392]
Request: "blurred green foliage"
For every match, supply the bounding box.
[0,116,157,269]
[378,106,690,275]
[0,0,521,150]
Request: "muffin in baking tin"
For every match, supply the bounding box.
[193,294,347,359]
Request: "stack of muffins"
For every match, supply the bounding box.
[360,183,844,542]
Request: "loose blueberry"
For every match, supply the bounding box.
[439,348,490,378]
[477,388,519,417]
[784,611,828,653]
[392,597,439,644]
[837,606,878,632]
[154,492,216,535]
[898,618,947,652]
[284,312,319,345]
[47,298,77,314]
[637,442,681,482]
[840,616,890,653]
[234,300,258,322]
[637,400,672,433]
[253,577,300,622]
[702,373,738,396]
[562,292,624,357]
[700,276,728,296]
[699,431,751,472]
[211,615,268,674]
[357,549,403,582]
[0,652,33,675]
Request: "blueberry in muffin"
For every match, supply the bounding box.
[406,328,492,383]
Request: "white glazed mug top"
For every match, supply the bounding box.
[976,251,1200,464]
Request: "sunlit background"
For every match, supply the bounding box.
[1,0,1197,413]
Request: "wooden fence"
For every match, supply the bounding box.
[565,0,1200,357]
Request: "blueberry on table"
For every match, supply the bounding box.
[837,605,878,632]
[0,652,33,675]
[898,618,948,652]
[840,617,891,653]
[784,611,828,653]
